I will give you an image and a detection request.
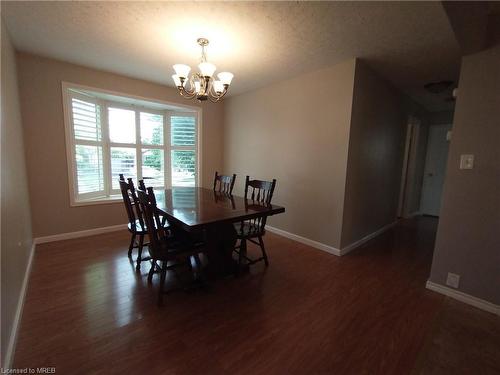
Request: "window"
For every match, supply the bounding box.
[63,84,200,205]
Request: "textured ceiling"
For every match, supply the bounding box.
[2,1,461,111]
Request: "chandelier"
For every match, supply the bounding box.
[172,38,234,103]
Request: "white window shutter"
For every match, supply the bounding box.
[170,115,197,187]
[75,144,104,194]
[70,96,105,198]
[171,115,196,146]
[71,98,102,141]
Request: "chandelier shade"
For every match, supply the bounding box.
[171,74,182,87]
[212,80,224,94]
[172,38,233,103]
[198,62,217,77]
[173,64,191,79]
[217,72,234,85]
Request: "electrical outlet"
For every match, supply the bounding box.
[446,272,460,288]
[460,154,474,169]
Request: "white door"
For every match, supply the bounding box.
[420,124,452,216]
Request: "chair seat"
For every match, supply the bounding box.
[128,218,169,234]
[234,222,264,239]
[149,237,205,261]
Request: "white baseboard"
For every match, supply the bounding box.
[4,240,36,368]
[34,224,127,245]
[339,221,398,256]
[266,221,398,257]
[265,226,341,256]
[426,281,500,316]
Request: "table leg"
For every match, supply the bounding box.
[204,222,240,278]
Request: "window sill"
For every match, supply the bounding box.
[71,195,123,207]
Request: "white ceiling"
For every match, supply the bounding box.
[2,1,461,111]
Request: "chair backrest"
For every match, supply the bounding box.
[244,176,276,204]
[138,179,147,191]
[119,177,145,231]
[241,176,277,233]
[137,187,168,258]
[213,190,236,209]
[213,171,236,194]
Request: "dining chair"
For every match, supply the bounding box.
[213,171,236,194]
[119,177,147,270]
[234,176,277,268]
[138,178,170,227]
[137,187,205,305]
[119,177,168,270]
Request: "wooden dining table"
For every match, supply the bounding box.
[154,187,285,277]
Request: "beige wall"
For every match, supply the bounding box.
[340,61,407,247]
[224,60,356,248]
[1,23,33,365]
[429,44,500,305]
[16,53,224,238]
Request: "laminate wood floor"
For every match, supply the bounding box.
[13,217,500,374]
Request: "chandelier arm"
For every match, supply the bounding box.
[208,82,229,101]
[179,88,197,100]
[181,87,197,97]
[208,92,221,102]
[206,76,212,94]
[178,87,197,99]
[208,82,220,98]
[182,75,200,99]
[207,94,220,103]
[178,77,197,97]
[203,76,212,98]
[214,87,228,101]
[189,74,199,94]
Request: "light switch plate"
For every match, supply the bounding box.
[446,272,460,288]
[460,154,474,169]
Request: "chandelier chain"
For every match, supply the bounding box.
[200,45,207,63]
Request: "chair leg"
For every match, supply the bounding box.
[158,260,167,306]
[136,234,144,271]
[128,233,136,258]
[148,259,156,283]
[258,236,269,267]
[192,253,203,281]
[238,239,247,270]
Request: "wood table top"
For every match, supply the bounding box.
[154,187,285,231]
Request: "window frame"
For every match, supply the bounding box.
[62,82,202,207]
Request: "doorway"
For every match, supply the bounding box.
[398,116,427,218]
[420,124,452,216]
[398,118,452,218]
